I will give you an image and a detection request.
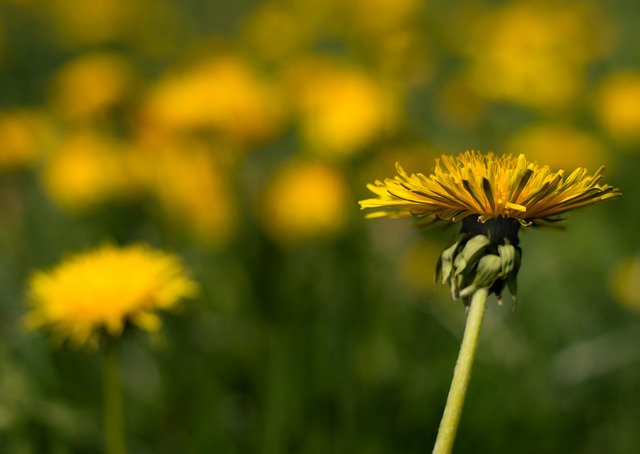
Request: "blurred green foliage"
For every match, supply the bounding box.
[1,0,639,452]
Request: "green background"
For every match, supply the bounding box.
[1,0,638,452]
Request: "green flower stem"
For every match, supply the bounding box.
[104,341,126,454]
[433,288,489,454]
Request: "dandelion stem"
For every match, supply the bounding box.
[104,340,126,454]
[433,288,488,454]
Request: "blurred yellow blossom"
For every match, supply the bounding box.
[287,60,397,159]
[596,72,640,144]
[140,56,284,143]
[612,257,640,311]
[241,4,313,62]
[25,243,198,348]
[48,0,134,45]
[0,110,54,171]
[40,130,131,210]
[464,1,612,111]
[133,143,237,247]
[349,0,421,35]
[48,53,134,122]
[348,0,430,83]
[508,125,608,171]
[260,161,349,244]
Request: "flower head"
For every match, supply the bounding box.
[360,151,620,227]
[25,244,199,348]
[360,151,621,307]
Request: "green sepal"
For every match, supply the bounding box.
[435,233,467,285]
[453,235,490,277]
[506,246,522,298]
[459,254,502,299]
[497,243,517,276]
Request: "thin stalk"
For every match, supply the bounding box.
[104,340,127,454]
[433,288,489,454]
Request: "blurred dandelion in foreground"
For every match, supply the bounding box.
[24,243,197,454]
[25,243,198,348]
[359,151,621,454]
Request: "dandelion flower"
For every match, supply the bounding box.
[288,61,396,159]
[360,150,621,453]
[360,151,621,306]
[40,130,131,211]
[25,244,198,348]
[260,161,348,244]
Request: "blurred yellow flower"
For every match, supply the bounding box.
[40,130,131,210]
[241,4,313,62]
[260,161,348,244]
[48,0,134,45]
[287,61,397,159]
[25,244,198,348]
[596,72,640,144]
[0,110,54,171]
[464,1,611,110]
[48,53,133,121]
[133,143,236,246]
[141,56,283,143]
[508,125,608,171]
[612,257,640,311]
[401,241,446,293]
[349,0,420,34]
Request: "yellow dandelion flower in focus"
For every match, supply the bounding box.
[25,244,199,348]
[360,151,620,226]
[360,151,621,306]
[362,151,621,453]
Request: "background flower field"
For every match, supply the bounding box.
[1,0,639,452]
